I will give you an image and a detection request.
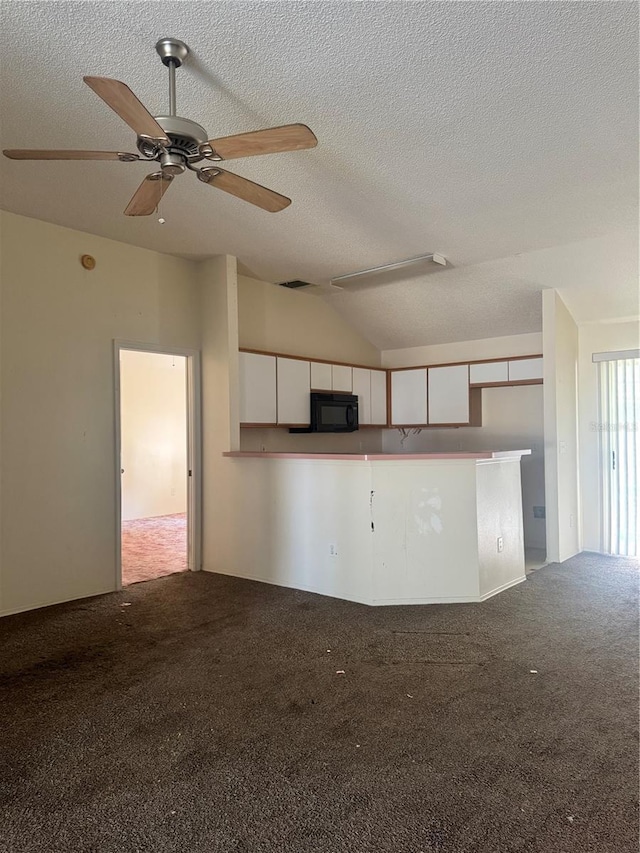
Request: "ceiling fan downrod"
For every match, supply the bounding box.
[155,38,189,117]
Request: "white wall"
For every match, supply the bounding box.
[238,274,383,453]
[238,275,381,365]
[0,215,392,616]
[476,459,525,597]
[0,211,201,616]
[382,332,542,369]
[543,290,580,563]
[578,320,640,552]
[210,457,525,605]
[200,256,240,577]
[120,350,187,521]
[382,386,545,550]
[381,333,545,550]
[211,458,375,604]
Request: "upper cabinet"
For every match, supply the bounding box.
[353,367,388,426]
[310,361,332,390]
[277,357,310,425]
[331,364,353,392]
[428,364,470,425]
[238,347,540,431]
[508,357,543,382]
[240,349,389,428]
[469,360,509,385]
[370,370,388,425]
[352,367,372,425]
[239,352,277,424]
[391,368,427,425]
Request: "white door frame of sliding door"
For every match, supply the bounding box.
[113,340,202,590]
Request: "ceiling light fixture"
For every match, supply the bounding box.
[330,252,447,289]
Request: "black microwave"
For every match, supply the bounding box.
[290,392,359,433]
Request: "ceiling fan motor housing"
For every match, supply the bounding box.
[137,115,210,166]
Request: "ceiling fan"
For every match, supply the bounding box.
[2,38,318,215]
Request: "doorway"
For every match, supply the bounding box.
[115,342,201,587]
[596,352,640,556]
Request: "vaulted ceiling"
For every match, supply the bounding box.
[1,2,637,347]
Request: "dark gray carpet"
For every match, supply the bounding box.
[1,553,638,853]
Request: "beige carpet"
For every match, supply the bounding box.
[121,513,187,585]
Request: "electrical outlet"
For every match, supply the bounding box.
[497,536,504,553]
[329,543,338,558]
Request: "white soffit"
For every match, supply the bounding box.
[0,1,637,344]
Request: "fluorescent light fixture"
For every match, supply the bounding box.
[330,252,447,288]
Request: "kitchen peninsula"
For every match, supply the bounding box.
[219,450,531,605]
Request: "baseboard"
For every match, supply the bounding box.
[371,594,482,605]
[203,566,530,608]
[478,574,526,602]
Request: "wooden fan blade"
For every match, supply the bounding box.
[84,76,169,142]
[200,168,291,212]
[124,173,173,216]
[206,124,317,160]
[3,149,139,161]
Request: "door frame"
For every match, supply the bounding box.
[113,340,202,590]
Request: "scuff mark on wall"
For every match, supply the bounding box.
[415,487,443,535]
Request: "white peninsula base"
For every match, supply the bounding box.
[216,451,531,606]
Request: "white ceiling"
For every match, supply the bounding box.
[1,2,637,348]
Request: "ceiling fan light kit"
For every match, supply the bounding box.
[3,38,318,217]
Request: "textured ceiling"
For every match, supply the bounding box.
[0,1,637,347]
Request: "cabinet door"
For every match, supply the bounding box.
[239,352,277,424]
[391,369,427,425]
[310,361,332,390]
[352,367,371,425]
[508,357,543,381]
[428,364,469,424]
[277,357,311,424]
[469,361,508,385]
[370,370,388,425]
[332,364,353,392]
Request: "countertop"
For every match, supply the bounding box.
[223,450,532,461]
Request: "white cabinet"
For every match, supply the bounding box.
[277,357,310,425]
[352,367,372,425]
[370,370,388,425]
[391,369,427,425]
[508,357,543,382]
[238,350,391,429]
[469,361,508,385]
[310,361,332,390]
[428,364,470,424]
[239,352,277,424]
[351,368,388,426]
[332,364,353,392]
